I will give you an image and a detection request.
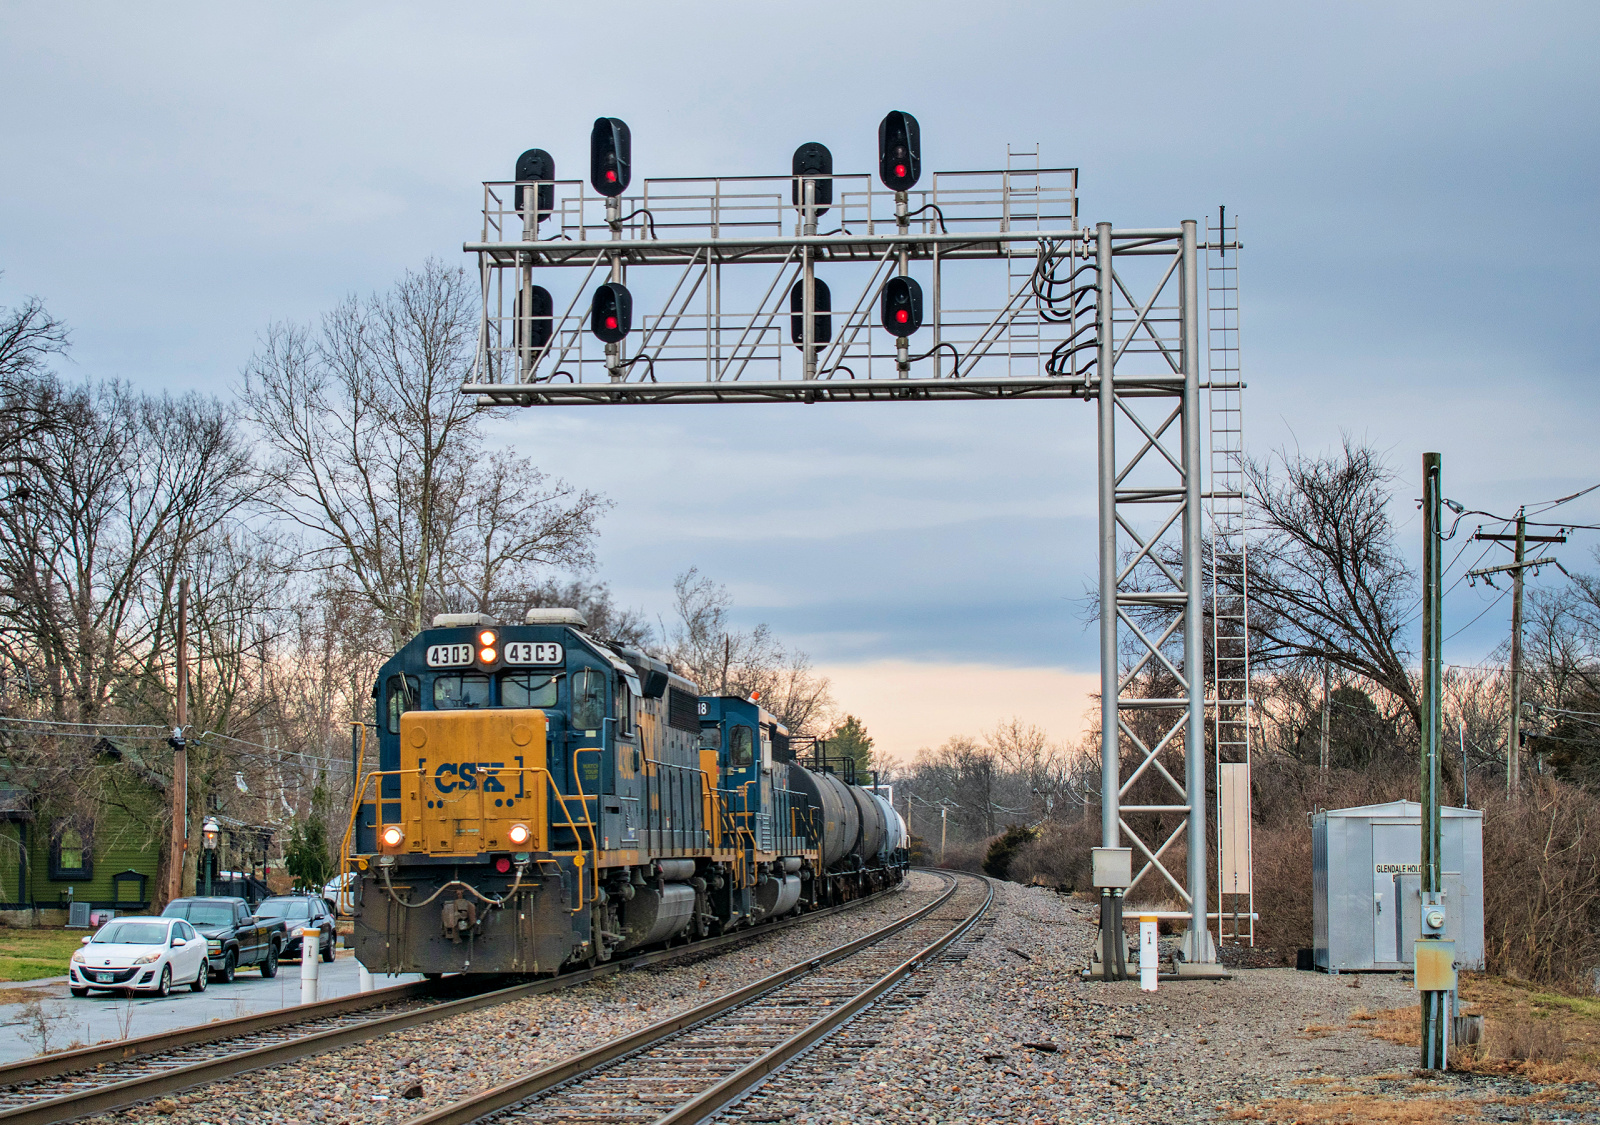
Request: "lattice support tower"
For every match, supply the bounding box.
[461,154,1238,961]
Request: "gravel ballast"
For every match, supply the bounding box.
[88,876,1600,1123]
[722,879,1600,1124]
[86,874,944,1125]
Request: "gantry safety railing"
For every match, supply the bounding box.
[464,167,1092,404]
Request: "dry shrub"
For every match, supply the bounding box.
[1487,1014,1567,1063]
[1480,780,1600,989]
[935,838,987,875]
[1250,818,1314,949]
[1008,814,1099,889]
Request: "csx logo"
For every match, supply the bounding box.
[434,761,506,793]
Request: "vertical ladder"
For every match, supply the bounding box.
[1206,207,1254,946]
[1005,145,1042,375]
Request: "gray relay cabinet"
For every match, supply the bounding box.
[1312,800,1483,972]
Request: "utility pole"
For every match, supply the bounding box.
[940,805,947,863]
[1419,453,1446,1069]
[1320,659,1330,773]
[1470,515,1564,798]
[166,577,189,905]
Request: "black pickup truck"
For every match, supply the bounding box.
[161,896,287,982]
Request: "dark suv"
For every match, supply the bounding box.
[161,896,286,981]
[256,894,337,962]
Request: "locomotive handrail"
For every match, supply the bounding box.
[568,748,603,913]
[338,721,372,904]
[641,755,715,855]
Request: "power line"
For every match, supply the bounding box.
[1444,587,1509,643]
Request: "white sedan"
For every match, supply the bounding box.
[322,871,357,916]
[70,916,210,997]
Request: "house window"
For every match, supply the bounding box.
[50,821,92,880]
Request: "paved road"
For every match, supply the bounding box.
[0,952,422,1064]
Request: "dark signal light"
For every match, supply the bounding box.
[589,117,631,197]
[513,148,555,222]
[877,110,921,192]
[512,285,553,351]
[791,142,833,217]
[880,276,923,338]
[789,278,833,347]
[590,282,633,343]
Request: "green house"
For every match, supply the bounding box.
[0,739,165,925]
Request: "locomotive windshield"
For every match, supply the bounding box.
[433,674,490,709]
[572,668,605,731]
[729,725,753,769]
[386,675,419,732]
[501,672,559,708]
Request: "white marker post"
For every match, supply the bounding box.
[358,962,373,993]
[1139,916,1159,992]
[300,927,320,1005]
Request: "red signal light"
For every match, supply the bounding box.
[493,856,512,874]
[896,309,909,324]
[605,169,617,183]
[895,164,906,178]
[605,315,618,330]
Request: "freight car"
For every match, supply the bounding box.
[345,608,907,976]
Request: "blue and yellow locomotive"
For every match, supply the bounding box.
[345,607,907,976]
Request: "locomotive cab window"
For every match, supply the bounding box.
[572,668,605,733]
[616,678,635,737]
[386,675,420,733]
[698,725,722,753]
[501,672,559,709]
[729,725,754,770]
[433,674,490,709]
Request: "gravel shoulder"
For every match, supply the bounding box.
[746,879,1600,1124]
[85,873,945,1125]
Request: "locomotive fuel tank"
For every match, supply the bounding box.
[784,764,858,869]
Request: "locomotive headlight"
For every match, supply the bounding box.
[478,630,497,647]
[480,647,497,663]
[507,823,531,846]
[381,825,405,849]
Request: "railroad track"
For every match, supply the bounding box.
[405,871,991,1125]
[0,883,910,1125]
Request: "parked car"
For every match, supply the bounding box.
[256,894,337,962]
[70,916,209,997]
[161,896,286,982]
[322,871,357,917]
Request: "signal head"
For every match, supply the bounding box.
[791,142,833,215]
[589,117,632,197]
[590,282,633,343]
[513,148,556,222]
[880,275,923,338]
[789,278,833,348]
[877,111,921,192]
[512,285,553,352]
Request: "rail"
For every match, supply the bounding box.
[401,871,985,1125]
[0,886,911,1125]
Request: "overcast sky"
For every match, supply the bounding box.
[3,3,1596,758]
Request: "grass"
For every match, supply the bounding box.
[1344,971,1600,1083]
[0,928,87,982]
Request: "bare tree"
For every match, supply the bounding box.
[1240,438,1422,735]
[0,378,254,724]
[242,261,607,651]
[663,568,834,735]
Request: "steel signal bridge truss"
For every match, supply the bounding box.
[462,168,1240,966]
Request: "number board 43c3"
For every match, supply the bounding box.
[426,642,564,668]
[504,642,563,665]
